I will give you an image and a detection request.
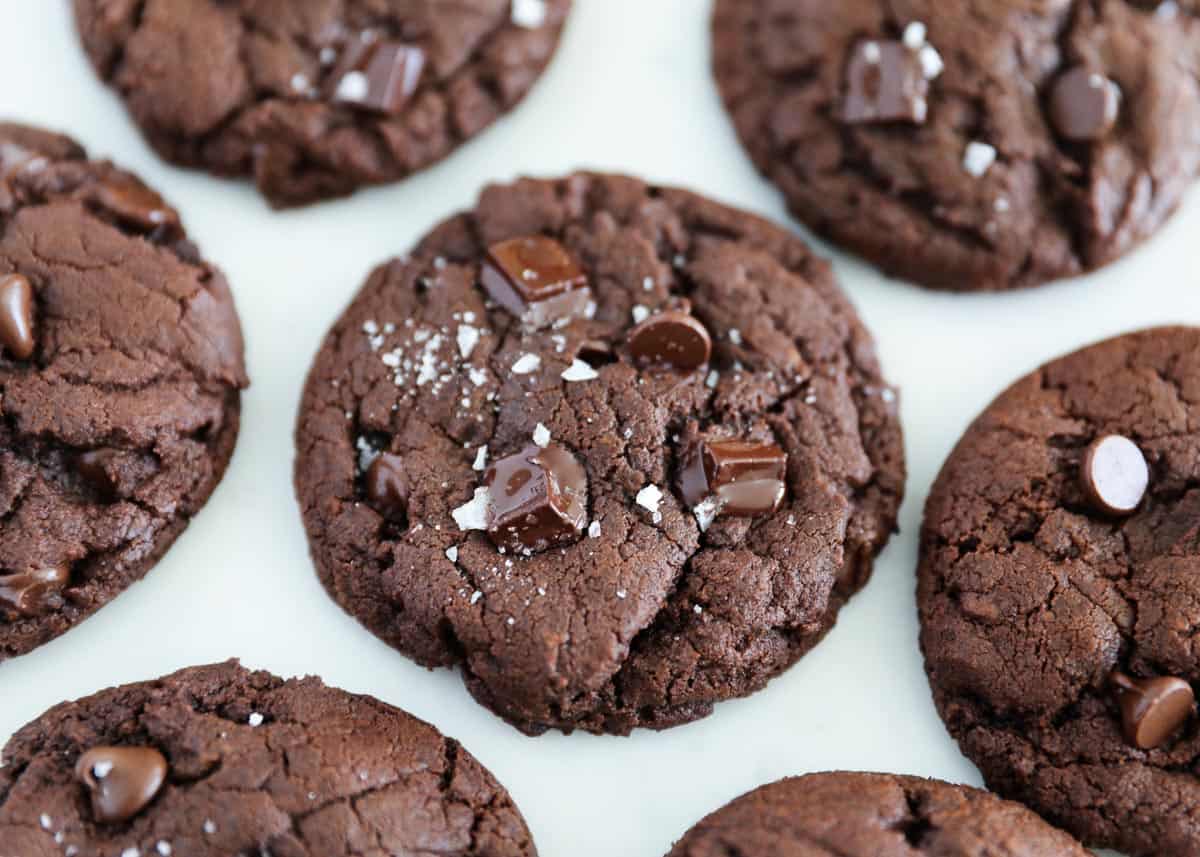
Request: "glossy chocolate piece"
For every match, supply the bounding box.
[628,309,712,371]
[1081,434,1148,516]
[0,565,71,618]
[842,40,931,124]
[485,443,587,552]
[0,273,35,359]
[77,449,119,501]
[365,453,409,521]
[331,38,426,116]
[679,440,787,519]
[1110,672,1194,750]
[76,746,169,824]
[1050,66,1120,142]
[88,174,181,234]
[480,236,592,329]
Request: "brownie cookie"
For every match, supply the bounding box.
[0,122,247,661]
[294,172,905,735]
[74,0,570,208]
[712,0,1200,291]
[666,772,1091,856]
[919,327,1200,856]
[0,661,536,856]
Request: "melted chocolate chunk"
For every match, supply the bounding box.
[365,453,409,522]
[1049,66,1121,142]
[77,449,119,501]
[0,565,71,619]
[330,37,426,116]
[86,174,181,236]
[485,443,587,552]
[76,746,169,824]
[842,40,932,124]
[679,440,787,523]
[628,309,712,371]
[0,273,35,360]
[479,236,592,329]
[1081,434,1148,516]
[1110,672,1195,750]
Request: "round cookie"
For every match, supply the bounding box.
[712,0,1200,291]
[0,121,247,661]
[666,772,1091,856]
[294,172,905,735]
[919,327,1200,856]
[0,661,536,856]
[74,0,571,208]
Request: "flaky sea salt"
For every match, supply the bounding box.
[512,353,541,374]
[532,423,552,447]
[473,446,489,471]
[511,0,547,28]
[453,488,491,532]
[561,359,599,382]
[588,520,602,539]
[963,141,997,177]
[248,712,264,727]
[457,325,480,359]
[636,485,664,523]
[445,546,459,563]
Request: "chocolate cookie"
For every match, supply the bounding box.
[0,661,536,856]
[712,1,1200,291]
[74,0,571,208]
[919,327,1200,856]
[0,122,247,661]
[294,172,905,735]
[666,772,1090,856]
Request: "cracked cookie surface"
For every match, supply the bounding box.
[665,772,1090,856]
[919,327,1200,856]
[0,660,536,857]
[712,0,1200,291]
[294,172,905,735]
[73,0,570,208]
[0,122,247,662]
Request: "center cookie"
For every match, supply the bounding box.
[294,172,905,735]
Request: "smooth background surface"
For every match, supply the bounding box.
[2,3,1197,855]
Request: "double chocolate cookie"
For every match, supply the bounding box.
[295,172,905,735]
[74,0,571,207]
[919,327,1200,856]
[712,0,1200,291]
[0,661,536,856]
[666,772,1090,856]
[0,122,247,662]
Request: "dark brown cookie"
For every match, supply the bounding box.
[712,1,1200,291]
[919,327,1200,856]
[0,661,537,856]
[0,121,247,662]
[294,172,905,735]
[73,0,571,208]
[665,772,1091,856]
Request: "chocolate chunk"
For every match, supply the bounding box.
[1081,434,1148,516]
[0,273,35,360]
[576,339,616,368]
[480,236,592,329]
[76,746,168,824]
[0,565,71,619]
[87,174,181,235]
[77,449,119,501]
[1049,66,1121,142]
[842,40,932,124]
[331,38,426,116]
[365,453,409,522]
[485,443,587,552]
[679,440,788,523]
[1110,672,1194,750]
[628,309,712,371]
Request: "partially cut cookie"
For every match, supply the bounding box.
[919,327,1200,856]
[712,1,1200,291]
[294,172,905,735]
[0,122,247,661]
[0,661,537,856]
[74,0,571,207]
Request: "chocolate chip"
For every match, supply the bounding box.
[679,440,787,525]
[0,273,35,360]
[842,40,932,125]
[1081,434,1148,516]
[77,450,119,501]
[1110,672,1194,750]
[485,443,588,552]
[628,309,712,371]
[76,746,168,824]
[365,453,409,522]
[0,565,71,619]
[330,38,426,116]
[480,236,592,329]
[1049,66,1121,142]
[87,174,181,236]
[576,339,616,368]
